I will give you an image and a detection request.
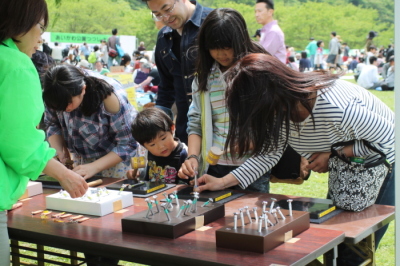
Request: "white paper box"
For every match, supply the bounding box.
[20,181,43,200]
[46,188,133,216]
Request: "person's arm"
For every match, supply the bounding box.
[0,59,87,197]
[47,134,70,163]
[135,76,153,88]
[44,159,88,198]
[343,98,394,163]
[154,40,176,109]
[73,151,123,179]
[74,93,136,178]
[178,79,203,178]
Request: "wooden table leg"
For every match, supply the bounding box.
[347,234,375,266]
[70,250,79,265]
[323,246,338,266]
[37,244,45,266]
[10,240,20,266]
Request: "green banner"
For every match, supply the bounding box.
[50,32,110,44]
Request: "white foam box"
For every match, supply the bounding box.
[46,188,133,216]
[20,181,43,200]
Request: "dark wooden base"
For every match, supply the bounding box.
[107,180,166,195]
[216,209,310,253]
[122,200,225,239]
[177,186,233,202]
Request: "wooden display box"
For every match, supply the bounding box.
[122,200,225,239]
[19,181,43,200]
[216,209,310,253]
[46,188,133,216]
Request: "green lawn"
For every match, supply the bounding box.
[18,74,395,265]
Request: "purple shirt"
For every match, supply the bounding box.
[259,20,286,64]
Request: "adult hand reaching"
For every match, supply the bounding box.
[194,173,239,193]
[43,158,88,198]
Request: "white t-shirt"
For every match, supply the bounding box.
[357,64,379,89]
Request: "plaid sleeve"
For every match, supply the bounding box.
[44,107,62,138]
[107,96,137,162]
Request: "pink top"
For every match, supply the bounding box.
[259,20,286,64]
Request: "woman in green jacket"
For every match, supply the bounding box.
[0,1,88,264]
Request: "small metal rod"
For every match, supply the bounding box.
[160,203,171,221]
[176,201,187,218]
[287,199,293,216]
[244,206,252,223]
[253,207,259,223]
[239,208,245,227]
[269,198,277,213]
[233,212,238,229]
[201,198,213,207]
[276,206,286,220]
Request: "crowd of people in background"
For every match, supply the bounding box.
[2,0,395,266]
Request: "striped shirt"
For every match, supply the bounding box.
[208,68,248,166]
[45,72,137,165]
[232,79,394,188]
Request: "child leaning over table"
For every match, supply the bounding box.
[128,107,188,184]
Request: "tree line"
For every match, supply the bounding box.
[46,0,394,51]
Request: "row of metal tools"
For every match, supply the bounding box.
[144,191,214,221]
[233,198,294,232]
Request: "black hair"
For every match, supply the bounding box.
[368,45,377,51]
[43,64,113,116]
[358,57,364,63]
[112,28,118,35]
[224,53,340,158]
[288,56,295,63]
[194,8,266,93]
[93,45,99,52]
[0,0,49,42]
[131,107,174,145]
[301,51,307,59]
[120,54,131,66]
[369,56,377,65]
[317,40,323,47]
[331,31,337,37]
[256,0,274,10]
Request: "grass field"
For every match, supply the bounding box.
[18,74,395,266]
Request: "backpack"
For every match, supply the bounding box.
[88,52,97,63]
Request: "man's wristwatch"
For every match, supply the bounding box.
[186,154,199,163]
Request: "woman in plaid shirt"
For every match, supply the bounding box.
[43,64,137,179]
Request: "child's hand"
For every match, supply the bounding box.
[126,169,139,179]
[178,158,198,180]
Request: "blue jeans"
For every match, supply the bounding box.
[336,163,395,266]
[309,54,315,68]
[207,164,270,193]
[107,56,120,69]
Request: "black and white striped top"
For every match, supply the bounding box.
[232,79,395,189]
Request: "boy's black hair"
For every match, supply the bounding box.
[369,56,377,65]
[317,40,323,47]
[131,107,174,145]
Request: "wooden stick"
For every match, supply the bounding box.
[87,179,103,187]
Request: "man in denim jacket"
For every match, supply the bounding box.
[142,0,212,144]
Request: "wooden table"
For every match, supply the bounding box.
[229,192,395,265]
[8,186,345,266]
